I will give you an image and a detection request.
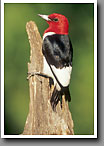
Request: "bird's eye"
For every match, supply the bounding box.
[53,18,58,22]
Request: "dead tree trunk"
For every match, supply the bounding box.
[22,21,74,135]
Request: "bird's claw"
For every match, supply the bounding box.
[27,71,42,83]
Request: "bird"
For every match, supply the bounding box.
[38,13,73,110]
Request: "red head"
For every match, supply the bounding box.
[38,13,69,35]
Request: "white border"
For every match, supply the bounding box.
[1,0,97,3]
[1,0,97,138]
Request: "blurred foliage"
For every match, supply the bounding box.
[4,3,94,135]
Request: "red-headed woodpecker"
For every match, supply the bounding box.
[38,13,73,109]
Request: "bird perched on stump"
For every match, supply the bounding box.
[38,13,73,110]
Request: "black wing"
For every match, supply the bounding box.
[42,34,73,69]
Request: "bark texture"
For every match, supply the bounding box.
[22,21,74,135]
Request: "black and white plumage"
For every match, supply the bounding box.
[42,33,73,108]
[38,13,73,109]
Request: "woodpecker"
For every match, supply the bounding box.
[38,13,73,109]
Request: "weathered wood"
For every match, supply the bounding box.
[22,21,74,135]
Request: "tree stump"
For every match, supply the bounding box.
[22,21,74,135]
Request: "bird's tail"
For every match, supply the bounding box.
[50,86,61,111]
[50,86,71,111]
[63,87,71,102]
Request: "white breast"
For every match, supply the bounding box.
[43,57,54,78]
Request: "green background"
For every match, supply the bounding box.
[4,3,94,135]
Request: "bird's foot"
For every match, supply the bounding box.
[27,71,51,79]
[27,71,43,83]
[27,71,54,86]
